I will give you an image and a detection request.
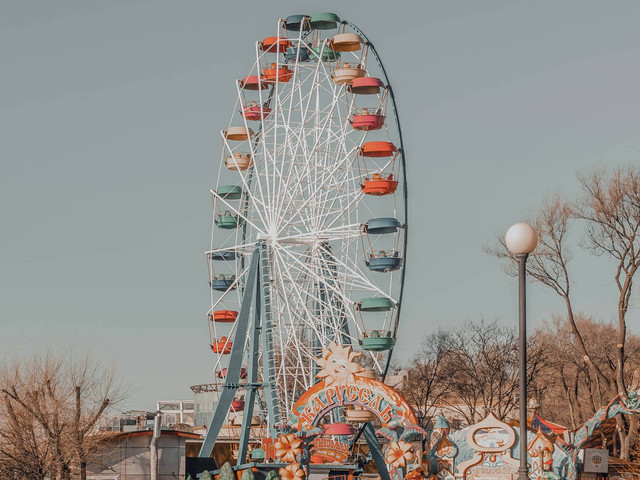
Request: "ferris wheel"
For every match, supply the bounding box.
[202,12,407,455]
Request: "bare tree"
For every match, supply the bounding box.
[0,392,54,479]
[399,330,451,430]
[488,196,612,390]
[577,167,640,399]
[438,320,544,425]
[0,349,125,480]
[403,320,544,427]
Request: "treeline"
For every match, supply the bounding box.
[400,317,640,432]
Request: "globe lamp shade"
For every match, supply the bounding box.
[505,223,538,255]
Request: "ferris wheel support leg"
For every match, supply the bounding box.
[199,250,260,459]
[259,242,282,436]
[362,422,392,480]
[236,267,263,466]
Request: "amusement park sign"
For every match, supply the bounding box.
[289,343,417,430]
[262,436,351,463]
[291,379,416,430]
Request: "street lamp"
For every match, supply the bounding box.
[505,222,538,480]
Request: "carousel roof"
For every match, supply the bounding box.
[528,412,567,436]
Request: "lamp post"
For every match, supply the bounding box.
[505,222,538,480]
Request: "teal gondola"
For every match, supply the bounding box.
[284,14,310,32]
[310,45,340,62]
[357,297,395,312]
[285,45,311,62]
[208,251,237,261]
[310,12,340,30]
[210,275,236,292]
[364,218,402,235]
[360,330,396,351]
[217,185,243,200]
[366,251,403,272]
[215,211,245,229]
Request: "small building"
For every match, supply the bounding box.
[157,400,195,428]
[87,429,200,480]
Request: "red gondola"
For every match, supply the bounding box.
[239,75,268,91]
[350,109,385,131]
[217,368,248,379]
[243,101,272,121]
[260,36,292,53]
[348,77,385,95]
[323,422,357,435]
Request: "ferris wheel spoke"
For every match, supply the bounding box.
[276,247,364,326]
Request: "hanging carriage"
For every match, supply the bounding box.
[357,141,401,195]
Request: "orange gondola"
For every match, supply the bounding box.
[260,36,292,53]
[210,310,238,323]
[263,63,293,83]
[210,337,232,354]
[362,173,398,196]
[231,399,245,411]
[360,141,398,157]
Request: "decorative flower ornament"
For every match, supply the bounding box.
[275,433,302,463]
[278,463,305,480]
[385,440,414,469]
[405,468,425,480]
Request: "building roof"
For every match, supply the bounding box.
[111,429,201,440]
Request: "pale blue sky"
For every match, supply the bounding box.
[1,1,639,410]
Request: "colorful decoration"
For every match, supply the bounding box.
[427,415,457,480]
[376,415,427,480]
[275,433,302,463]
[527,427,554,480]
[404,468,425,480]
[455,413,520,479]
[385,440,414,468]
[278,464,304,480]
[307,438,350,463]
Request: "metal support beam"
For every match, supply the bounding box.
[199,251,260,458]
[259,242,281,435]
[362,422,391,480]
[237,271,262,465]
